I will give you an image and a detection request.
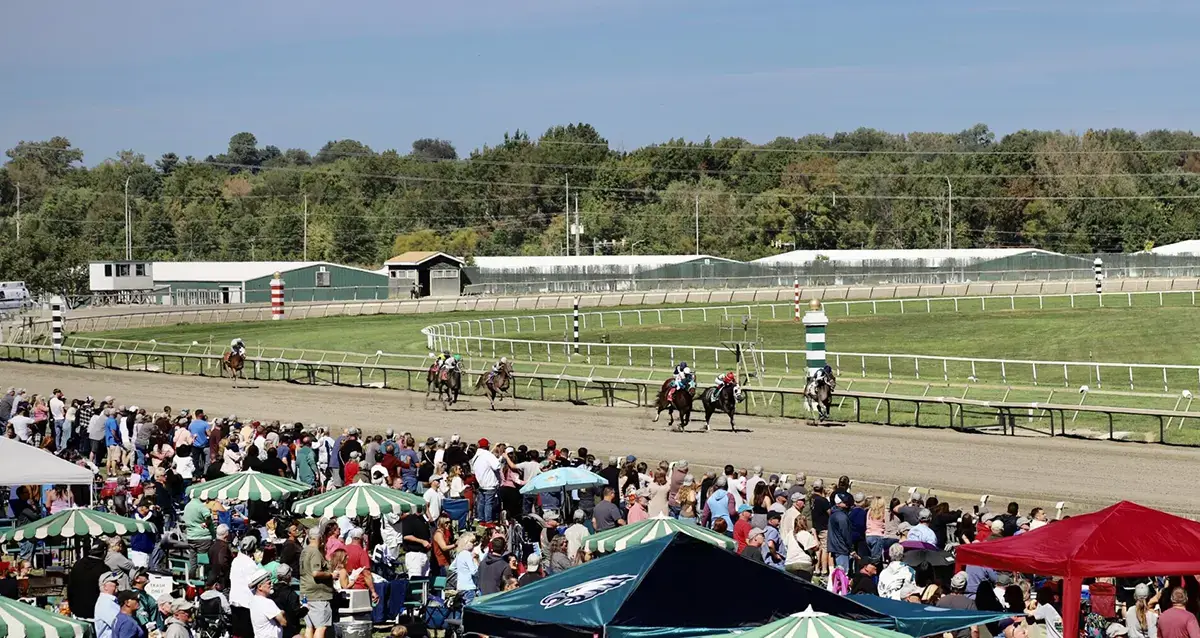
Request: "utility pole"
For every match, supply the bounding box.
[573,194,580,257]
[14,183,19,241]
[945,177,953,250]
[124,176,132,260]
[564,174,570,256]
[694,191,700,255]
[303,193,308,260]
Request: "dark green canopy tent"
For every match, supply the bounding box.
[463,532,890,638]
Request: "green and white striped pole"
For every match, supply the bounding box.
[802,298,828,376]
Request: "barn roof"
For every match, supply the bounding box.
[385,251,465,266]
[151,261,382,283]
[472,254,737,273]
[753,248,1058,267]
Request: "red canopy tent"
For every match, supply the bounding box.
[957,501,1200,638]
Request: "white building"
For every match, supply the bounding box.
[472,254,738,274]
[1148,240,1200,256]
[753,248,1058,268]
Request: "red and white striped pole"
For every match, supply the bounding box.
[270,272,285,320]
[793,278,800,322]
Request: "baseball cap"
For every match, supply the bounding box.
[747,527,766,540]
[451,433,460,443]
[918,508,932,521]
[478,438,489,448]
[854,492,866,504]
[950,571,969,590]
[625,454,636,463]
[527,554,541,568]
[156,593,175,606]
[767,510,782,521]
[546,439,557,448]
[117,591,140,606]
[833,493,849,506]
[170,598,195,613]
[99,571,122,586]
[737,504,753,513]
[1016,516,1032,527]
[773,488,786,498]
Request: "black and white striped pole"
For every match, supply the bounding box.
[1094,257,1103,294]
[51,295,64,350]
[572,296,580,354]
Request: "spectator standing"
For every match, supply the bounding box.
[471,439,501,522]
[593,487,625,532]
[188,410,211,476]
[400,510,432,578]
[163,599,195,638]
[299,526,334,638]
[94,572,122,638]
[938,573,979,638]
[248,569,286,638]
[50,389,68,452]
[183,495,216,576]
[827,493,854,574]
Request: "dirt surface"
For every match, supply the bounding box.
[5,361,1197,515]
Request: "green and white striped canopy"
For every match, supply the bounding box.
[582,514,736,553]
[0,508,154,543]
[186,470,312,502]
[292,482,425,518]
[0,594,95,638]
[703,607,910,638]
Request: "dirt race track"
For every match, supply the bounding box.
[4,361,1198,516]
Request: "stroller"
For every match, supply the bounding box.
[195,593,229,638]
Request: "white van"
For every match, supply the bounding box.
[0,282,31,311]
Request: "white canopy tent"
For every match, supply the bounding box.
[0,438,94,485]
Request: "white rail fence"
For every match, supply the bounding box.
[8,276,1199,343]
[421,289,1200,394]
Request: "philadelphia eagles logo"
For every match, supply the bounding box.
[539,574,638,609]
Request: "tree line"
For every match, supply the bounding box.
[2,123,1200,294]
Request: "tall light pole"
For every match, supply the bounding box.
[302,193,308,261]
[14,183,19,241]
[694,192,700,255]
[124,176,132,260]
[945,177,953,250]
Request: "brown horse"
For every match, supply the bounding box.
[426,364,461,410]
[222,351,246,387]
[653,379,694,431]
[475,360,514,411]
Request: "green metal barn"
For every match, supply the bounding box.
[151,261,390,304]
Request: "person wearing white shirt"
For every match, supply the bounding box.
[247,568,285,638]
[8,408,34,444]
[563,510,590,559]
[449,467,467,498]
[471,442,501,523]
[230,537,261,638]
[743,467,765,509]
[728,472,746,508]
[49,390,68,451]
[425,475,446,522]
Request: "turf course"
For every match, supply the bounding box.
[69,292,1200,443]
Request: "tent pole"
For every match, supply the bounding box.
[1061,576,1082,638]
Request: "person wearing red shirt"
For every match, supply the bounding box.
[343,528,378,604]
[1159,589,1200,638]
[343,451,362,485]
[733,505,754,553]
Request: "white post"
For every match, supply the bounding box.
[1094,257,1103,294]
[573,297,580,354]
[124,176,132,260]
[51,296,64,350]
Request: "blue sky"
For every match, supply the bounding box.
[3,0,1197,164]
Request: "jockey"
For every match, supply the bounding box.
[489,356,508,381]
[714,371,737,389]
[668,362,694,400]
[229,338,246,357]
[435,350,452,370]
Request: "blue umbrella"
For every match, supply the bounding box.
[519,466,608,495]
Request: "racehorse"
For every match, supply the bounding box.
[426,364,462,410]
[475,360,514,411]
[701,381,744,431]
[653,379,694,431]
[222,351,246,388]
[804,372,836,422]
